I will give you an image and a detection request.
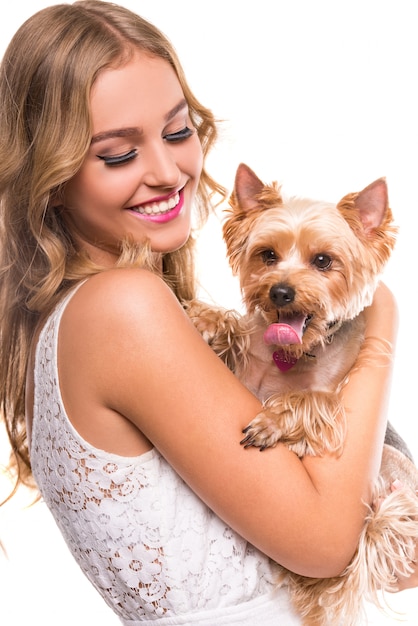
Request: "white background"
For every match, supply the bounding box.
[1,1,417,624]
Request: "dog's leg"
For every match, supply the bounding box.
[185,300,250,372]
[241,389,346,457]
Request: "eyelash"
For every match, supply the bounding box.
[97,149,137,166]
[164,126,195,143]
[96,127,194,166]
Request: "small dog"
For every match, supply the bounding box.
[187,164,418,626]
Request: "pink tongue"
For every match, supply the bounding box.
[263,318,304,346]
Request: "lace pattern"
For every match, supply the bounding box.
[30,288,280,622]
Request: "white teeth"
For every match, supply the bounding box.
[133,192,180,216]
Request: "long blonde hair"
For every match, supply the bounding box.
[0,1,225,490]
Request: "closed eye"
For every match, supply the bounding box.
[97,149,137,166]
[164,127,195,143]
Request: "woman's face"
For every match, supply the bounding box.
[61,51,203,265]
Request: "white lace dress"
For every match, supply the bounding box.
[30,286,301,625]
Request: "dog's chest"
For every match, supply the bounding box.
[238,355,333,402]
[236,319,364,403]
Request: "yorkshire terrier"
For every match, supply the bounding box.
[187,163,418,626]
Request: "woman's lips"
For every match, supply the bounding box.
[127,189,184,223]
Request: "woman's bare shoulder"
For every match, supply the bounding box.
[69,267,176,311]
[62,268,185,342]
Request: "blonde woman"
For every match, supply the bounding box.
[0,2,415,624]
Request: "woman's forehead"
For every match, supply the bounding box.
[90,52,185,134]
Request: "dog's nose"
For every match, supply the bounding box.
[269,283,295,307]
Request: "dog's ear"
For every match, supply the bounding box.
[353,178,388,233]
[233,163,265,211]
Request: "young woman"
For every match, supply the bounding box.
[0,2,415,624]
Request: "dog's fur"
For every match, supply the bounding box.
[187,164,418,626]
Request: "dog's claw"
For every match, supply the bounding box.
[240,432,268,448]
[239,407,290,450]
[240,417,281,449]
[240,433,254,446]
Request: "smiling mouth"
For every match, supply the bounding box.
[130,191,181,216]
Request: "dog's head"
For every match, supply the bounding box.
[223,163,397,357]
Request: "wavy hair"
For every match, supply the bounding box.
[0,1,225,491]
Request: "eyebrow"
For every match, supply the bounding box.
[90,98,189,145]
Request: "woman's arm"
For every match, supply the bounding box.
[59,270,397,578]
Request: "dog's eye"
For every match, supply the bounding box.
[312,253,332,270]
[260,249,278,265]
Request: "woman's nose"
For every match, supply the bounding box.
[141,140,182,189]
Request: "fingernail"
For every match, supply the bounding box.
[391,479,403,490]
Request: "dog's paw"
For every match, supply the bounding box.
[184,300,223,340]
[241,410,284,450]
[185,299,250,371]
